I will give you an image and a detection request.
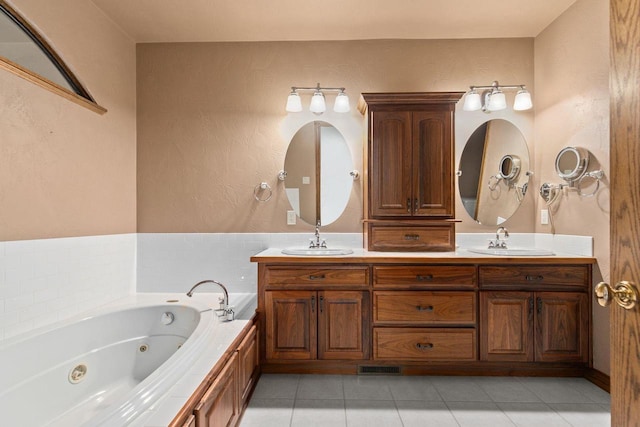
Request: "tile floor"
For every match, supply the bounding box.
[240,374,610,427]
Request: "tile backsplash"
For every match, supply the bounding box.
[136,233,363,294]
[0,234,136,341]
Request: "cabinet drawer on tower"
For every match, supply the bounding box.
[374,328,477,361]
[265,267,369,288]
[373,266,476,289]
[373,291,476,325]
[367,223,455,252]
[479,266,589,289]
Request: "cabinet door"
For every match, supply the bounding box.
[318,291,370,359]
[412,110,453,217]
[480,291,534,362]
[369,110,413,217]
[535,292,589,363]
[194,353,239,427]
[265,290,317,360]
[237,325,259,405]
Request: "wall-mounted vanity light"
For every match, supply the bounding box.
[463,81,532,113]
[286,83,350,114]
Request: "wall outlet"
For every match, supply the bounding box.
[541,209,549,225]
[287,210,297,225]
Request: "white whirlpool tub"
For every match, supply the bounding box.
[0,293,256,427]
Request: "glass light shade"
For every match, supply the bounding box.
[285,92,302,112]
[462,91,481,111]
[309,91,326,114]
[513,89,533,111]
[487,90,507,111]
[333,92,350,113]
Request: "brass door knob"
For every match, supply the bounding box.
[595,281,638,310]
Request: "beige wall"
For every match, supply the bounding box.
[534,0,610,373]
[137,39,535,233]
[0,0,137,241]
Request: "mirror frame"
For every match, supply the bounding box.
[555,146,589,182]
[0,1,105,114]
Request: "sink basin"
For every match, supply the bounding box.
[281,247,354,256]
[467,248,555,256]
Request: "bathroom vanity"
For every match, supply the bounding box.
[251,250,594,377]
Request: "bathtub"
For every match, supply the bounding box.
[0,295,230,426]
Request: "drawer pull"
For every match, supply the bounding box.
[416,305,434,312]
[537,296,543,315]
[311,295,315,313]
[525,274,544,281]
[416,274,433,281]
[404,234,421,241]
[309,274,326,280]
[414,198,419,214]
[415,343,434,350]
[407,198,412,213]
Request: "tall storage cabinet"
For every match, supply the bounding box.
[359,92,464,252]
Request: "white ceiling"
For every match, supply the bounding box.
[91,0,577,43]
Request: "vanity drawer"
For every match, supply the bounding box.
[479,265,589,289]
[373,328,477,361]
[265,266,369,288]
[367,223,455,252]
[373,265,476,289]
[373,291,476,325]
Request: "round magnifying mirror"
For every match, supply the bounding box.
[458,119,530,225]
[555,146,589,182]
[498,154,521,182]
[283,121,353,226]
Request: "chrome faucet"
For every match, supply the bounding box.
[488,227,509,249]
[309,220,327,249]
[186,279,234,321]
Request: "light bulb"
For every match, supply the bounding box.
[487,90,507,111]
[333,92,350,113]
[309,91,326,114]
[514,89,533,111]
[285,91,302,112]
[462,90,481,111]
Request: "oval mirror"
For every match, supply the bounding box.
[283,121,353,226]
[555,146,589,182]
[458,119,530,225]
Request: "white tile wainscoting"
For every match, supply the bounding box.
[0,234,136,341]
[0,232,592,342]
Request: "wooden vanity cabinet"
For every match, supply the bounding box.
[372,264,478,362]
[479,265,590,364]
[262,266,370,365]
[265,289,369,361]
[359,92,463,251]
[253,256,594,376]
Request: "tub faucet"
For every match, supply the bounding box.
[186,279,234,321]
[488,227,509,249]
